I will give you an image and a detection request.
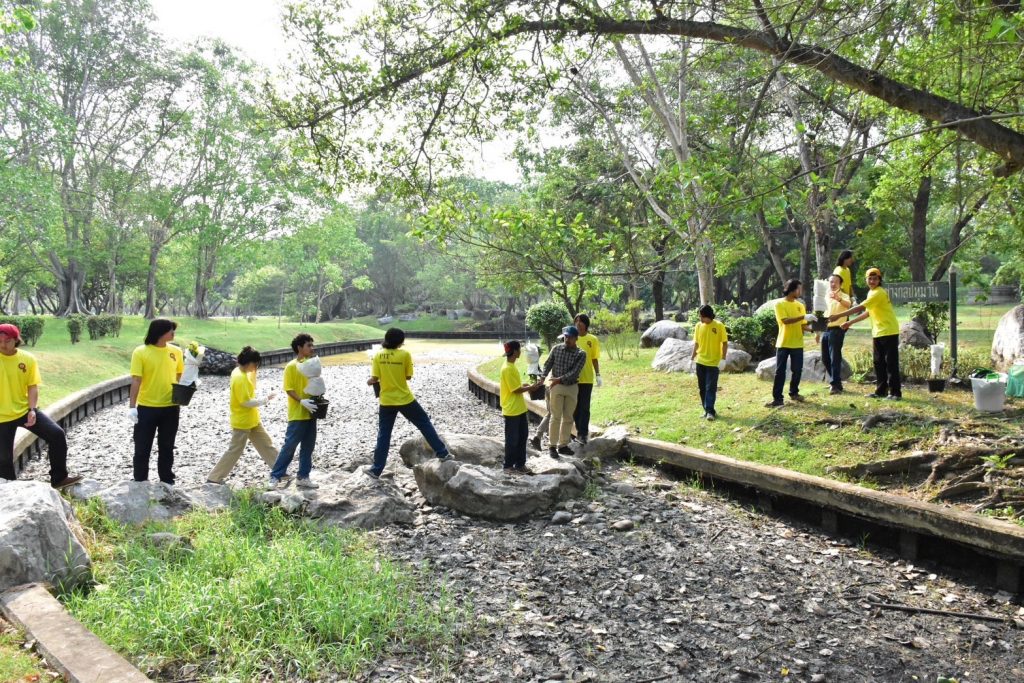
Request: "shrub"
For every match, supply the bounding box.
[0,316,44,346]
[909,302,949,342]
[526,301,570,350]
[66,315,86,344]
[726,310,778,361]
[85,315,103,340]
[83,314,124,340]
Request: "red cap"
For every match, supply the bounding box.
[0,323,21,341]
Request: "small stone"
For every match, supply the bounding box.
[551,511,572,525]
[612,519,635,532]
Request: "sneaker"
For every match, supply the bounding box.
[549,447,560,460]
[205,479,225,486]
[764,399,784,408]
[516,467,535,476]
[52,475,83,490]
[362,466,380,480]
[866,393,885,399]
[886,395,902,401]
[268,477,282,489]
[503,467,517,475]
[557,445,574,456]
[706,413,716,421]
[829,387,843,395]
[529,435,542,450]
[296,478,319,489]
[789,393,806,403]
[437,453,453,462]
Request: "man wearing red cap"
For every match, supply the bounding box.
[0,323,82,489]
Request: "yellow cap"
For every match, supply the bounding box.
[865,267,882,279]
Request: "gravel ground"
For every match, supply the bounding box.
[20,355,1024,682]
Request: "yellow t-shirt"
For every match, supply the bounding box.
[130,344,185,407]
[833,266,852,297]
[694,320,728,367]
[372,348,416,406]
[775,299,807,349]
[863,287,900,338]
[229,367,260,430]
[283,359,312,422]
[0,350,42,422]
[577,333,601,384]
[499,360,528,416]
[826,291,852,328]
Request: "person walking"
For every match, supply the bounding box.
[540,325,587,458]
[690,305,728,420]
[269,333,320,489]
[129,318,184,484]
[830,267,902,400]
[365,328,451,478]
[207,346,279,485]
[821,273,852,394]
[767,279,812,408]
[0,323,82,489]
[833,250,855,300]
[500,340,542,474]
[572,313,601,445]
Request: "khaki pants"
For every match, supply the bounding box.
[208,423,278,483]
[547,383,578,448]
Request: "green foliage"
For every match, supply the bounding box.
[0,315,44,346]
[591,309,640,360]
[85,314,123,341]
[66,314,85,344]
[981,453,1016,470]
[909,302,949,342]
[65,492,463,680]
[725,311,778,361]
[526,301,570,350]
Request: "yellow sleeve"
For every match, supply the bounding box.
[28,356,41,386]
[405,351,413,379]
[129,347,144,377]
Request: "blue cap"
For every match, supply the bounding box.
[562,325,579,337]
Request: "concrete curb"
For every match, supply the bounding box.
[1,583,150,682]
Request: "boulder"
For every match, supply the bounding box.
[641,320,690,348]
[414,458,587,521]
[377,315,394,325]
[578,425,629,461]
[186,482,234,511]
[301,472,416,528]
[721,348,753,373]
[200,347,236,376]
[651,338,695,372]
[91,480,195,525]
[755,351,852,383]
[64,477,106,501]
[899,320,932,349]
[992,304,1024,369]
[0,481,91,591]
[400,432,501,468]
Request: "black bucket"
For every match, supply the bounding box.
[528,386,545,401]
[312,397,329,420]
[927,378,947,393]
[171,382,197,406]
[810,312,829,332]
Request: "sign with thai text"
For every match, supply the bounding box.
[886,281,949,304]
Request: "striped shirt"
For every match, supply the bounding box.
[541,343,587,385]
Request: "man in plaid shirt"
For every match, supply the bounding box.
[540,325,587,458]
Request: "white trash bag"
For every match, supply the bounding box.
[297,355,326,396]
[929,344,945,377]
[179,343,206,386]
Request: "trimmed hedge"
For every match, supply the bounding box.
[66,314,123,343]
[67,314,86,344]
[0,316,45,346]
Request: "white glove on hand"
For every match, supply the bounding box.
[595,375,603,387]
[128,407,138,425]
[300,399,318,413]
[193,378,202,389]
[804,313,817,323]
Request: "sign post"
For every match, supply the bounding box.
[886,277,958,377]
[949,265,958,376]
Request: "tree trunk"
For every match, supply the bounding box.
[144,243,160,319]
[652,270,665,320]
[910,175,932,282]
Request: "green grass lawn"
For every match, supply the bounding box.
[22,316,382,407]
[350,313,477,333]
[0,621,52,682]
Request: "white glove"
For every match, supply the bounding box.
[804,313,817,323]
[300,399,318,413]
[193,378,202,389]
[127,407,138,424]
[595,375,603,387]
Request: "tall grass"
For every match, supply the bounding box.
[64,493,465,680]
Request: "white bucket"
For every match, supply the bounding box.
[971,378,1007,412]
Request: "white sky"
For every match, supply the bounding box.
[149,0,523,184]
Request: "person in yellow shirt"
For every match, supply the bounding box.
[500,340,543,474]
[690,305,729,421]
[572,313,601,445]
[0,323,82,489]
[269,333,320,488]
[831,267,902,400]
[833,249,855,300]
[821,273,852,394]
[365,328,451,478]
[768,279,812,407]
[207,346,279,485]
[129,318,184,484]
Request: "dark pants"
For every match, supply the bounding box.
[821,327,846,390]
[773,347,804,402]
[695,363,721,415]
[503,413,529,469]
[0,410,68,486]
[872,334,902,398]
[371,400,448,476]
[271,419,317,480]
[133,405,180,484]
[573,382,593,443]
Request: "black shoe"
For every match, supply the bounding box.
[867,393,885,399]
[706,413,716,421]
[829,387,843,395]
[886,395,902,401]
[549,448,560,459]
[362,466,381,479]
[764,399,784,408]
[557,445,574,456]
[52,475,83,490]
[789,393,806,403]
[529,435,541,450]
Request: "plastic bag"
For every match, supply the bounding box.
[1007,364,1024,399]
[929,344,944,377]
[812,279,829,313]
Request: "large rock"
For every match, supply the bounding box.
[414,458,587,521]
[400,433,502,468]
[186,482,234,511]
[579,425,629,461]
[302,472,416,528]
[899,320,932,349]
[755,351,852,382]
[200,347,236,375]
[651,338,695,372]
[992,304,1024,369]
[641,320,690,348]
[0,481,91,590]
[92,480,195,525]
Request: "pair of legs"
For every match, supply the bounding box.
[208,423,278,483]
[821,327,846,392]
[695,363,720,416]
[572,382,593,444]
[0,410,70,487]
[772,348,804,403]
[271,419,317,481]
[371,400,448,477]
[872,334,902,397]
[503,413,528,470]
[134,406,180,484]
[547,383,578,449]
